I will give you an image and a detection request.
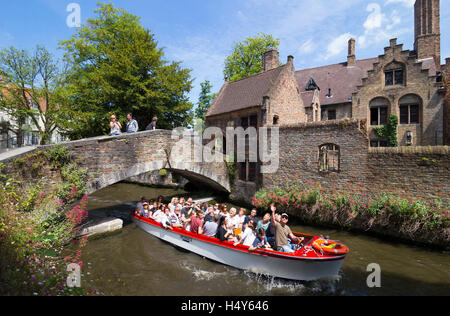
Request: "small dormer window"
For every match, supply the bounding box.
[306,77,320,91]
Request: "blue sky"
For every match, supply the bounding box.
[0,0,448,106]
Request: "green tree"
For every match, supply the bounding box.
[224,33,280,82]
[0,46,70,145]
[195,80,216,121]
[60,2,193,139]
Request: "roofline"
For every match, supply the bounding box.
[295,57,378,73]
[227,64,288,85]
[206,105,261,119]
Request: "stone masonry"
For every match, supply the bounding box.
[1,130,231,195]
[258,119,449,202]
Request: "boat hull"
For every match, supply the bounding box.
[133,216,345,281]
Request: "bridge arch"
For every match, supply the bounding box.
[1,130,231,195]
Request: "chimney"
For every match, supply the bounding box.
[287,55,294,64]
[414,0,441,69]
[347,38,356,67]
[262,49,279,72]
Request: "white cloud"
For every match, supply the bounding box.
[299,39,316,54]
[358,3,408,48]
[363,3,386,30]
[323,33,354,60]
[385,0,415,7]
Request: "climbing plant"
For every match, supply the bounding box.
[373,114,399,147]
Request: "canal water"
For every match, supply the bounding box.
[80,183,450,296]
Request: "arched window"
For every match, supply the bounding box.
[384,62,406,86]
[399,94,421,125]
[369,97,390,126]
[319,144,340,173]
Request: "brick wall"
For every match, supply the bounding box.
[261,120,370,194]
[367,146,449,200]
[257,119,449,202]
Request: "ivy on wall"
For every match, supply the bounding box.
[373,114,399,147]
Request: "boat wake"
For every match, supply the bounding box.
[181,261,344,296]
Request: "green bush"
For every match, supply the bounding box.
[47,145,70,169]
[252,184,449,233]
[57,163,88,201]
[159,169,168,177]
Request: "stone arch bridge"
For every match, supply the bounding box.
[1,130,231,195]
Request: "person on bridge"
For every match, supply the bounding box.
[126,113,139,133]
[110,115,122,136]
[146,117,158,131]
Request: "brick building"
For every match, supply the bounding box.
[207,0,448,147]
[205,0,448,196]
[207,0,447,147]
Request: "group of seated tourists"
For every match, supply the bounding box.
[135,197,304,254]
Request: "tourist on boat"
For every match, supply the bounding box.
[213,204,220,215]
[169,206,183,229]
[190,210,204,235]
[169,197,177,212]
[270,204,304,253]
[256,213,271,232]
[152,206,164,221]
[236,208,247,229]
[228,208,239,228]
[149,200,158,212]
[249,228,272,251]
[136,197,147,215]
[142,202,150,218]
[204,206,216,223]
[201,202,209,214]
[266,212,279,249]
[203,214,219,238]
[216,216,235,242]
[126,113,139,133]
[234,219,257,247]
[243,208,259,229]
[157,207,172,229]
[110,115,122,136]
[219,204,228,217]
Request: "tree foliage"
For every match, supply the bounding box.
[223,33,280,82]
[0,46,69,145]
[195,80,216,121]
[60,2,194,139]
